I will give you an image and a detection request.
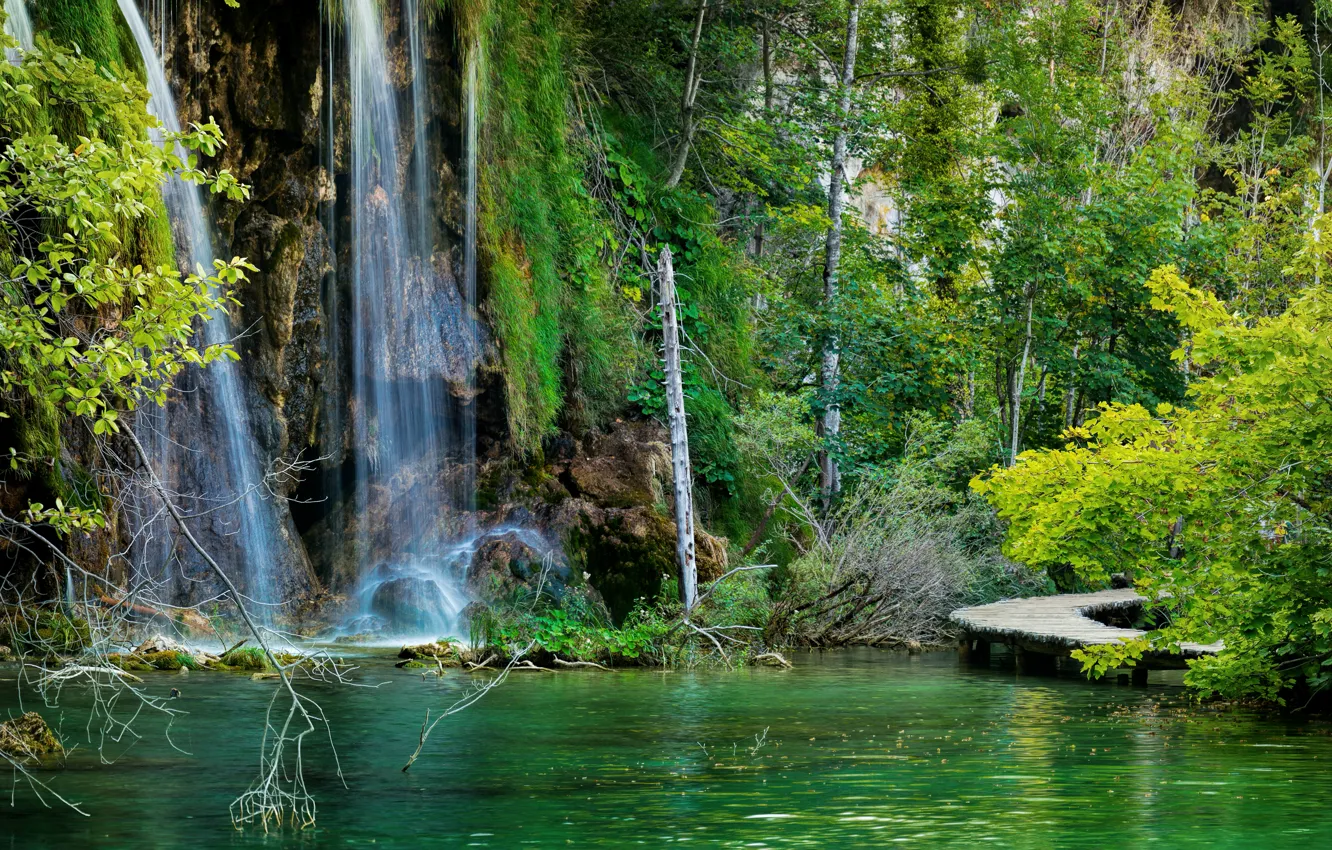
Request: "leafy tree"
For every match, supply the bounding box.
[0,30,251,534]
[976,258,1332,701]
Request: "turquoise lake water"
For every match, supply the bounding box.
[3,649,1331,848]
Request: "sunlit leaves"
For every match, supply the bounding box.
[1,32,253,531]
[977,263,1332,701]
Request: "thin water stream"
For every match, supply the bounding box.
[118,0,287,608]
[3,0,32,62]
[3,651,1331,847]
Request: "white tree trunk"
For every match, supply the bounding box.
[659,247,697,610]
[819,0,862,510]
[1010,291,1034,467]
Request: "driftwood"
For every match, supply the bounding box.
[464,653,498,672]
[97,595,212,632]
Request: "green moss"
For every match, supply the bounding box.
[34,0,143,74]
[219,646,274,671]
[4,611,91,656]
[479,1,636,450]
[565,510,675,624]
[3,0,178,495]
[136,650,196,671]
[107,653,154,673]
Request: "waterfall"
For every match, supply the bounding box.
[118,0,285,610]
[339,0,470,637]
[3,0,33,62]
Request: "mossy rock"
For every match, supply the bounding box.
[4,611,92,656]
[399,640,463,665]
[219,646,274,672]
[0,712,64,765]
[568,507,676,624]
[395,659,431,670]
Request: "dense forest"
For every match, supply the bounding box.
[4,0,1332,835]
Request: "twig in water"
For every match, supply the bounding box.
[402,642,536,773]
[552,657,611,671]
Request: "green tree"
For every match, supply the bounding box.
[976,258,1332,701]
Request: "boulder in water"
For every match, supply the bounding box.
[134,634,189,655]
[399,641,461,664]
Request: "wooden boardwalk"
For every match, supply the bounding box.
[950,589,1221,673]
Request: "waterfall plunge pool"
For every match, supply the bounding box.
[3,649,1331,847]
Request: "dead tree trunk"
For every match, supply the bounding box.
[819,0,863,510]
[665,0,709,189]
[659,246,697,610]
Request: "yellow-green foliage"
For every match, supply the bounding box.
[29,0,175,271]
[976,260,1332,701]
[4,611,92,655]
[219,645,274,671]
[1,28,251,534]
[477,1,634,450]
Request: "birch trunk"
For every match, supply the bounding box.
[819,0,862,510]
[1009,291,1034,467]
[659,247,697,610]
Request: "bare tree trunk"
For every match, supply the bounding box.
[819,0,862,511]
[664,0,709,189]
[762,16,774,112]
[659,247,697,610]
[1009,290,1034,467]
[1064,342,1079,430]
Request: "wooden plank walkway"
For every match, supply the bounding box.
[950,589,1222,667]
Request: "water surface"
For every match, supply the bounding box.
[4,650,1330,848]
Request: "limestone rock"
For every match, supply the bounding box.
[466,531,570,602]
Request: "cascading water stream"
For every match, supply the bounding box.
[3,0,33,62]
[339,0,473,637]
[118,0,284,610]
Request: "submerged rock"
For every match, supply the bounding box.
[369,575,454,635]
[0,712,63,765]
